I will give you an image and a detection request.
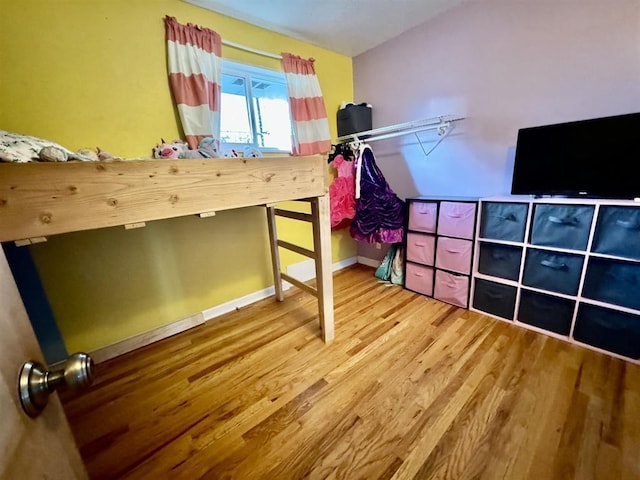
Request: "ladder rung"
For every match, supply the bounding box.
[277,240,315,259]
[274,209,312,222]
[281,273,318,297]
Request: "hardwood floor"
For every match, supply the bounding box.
[61,264,640,480]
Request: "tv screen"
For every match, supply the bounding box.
[511,112,640,199]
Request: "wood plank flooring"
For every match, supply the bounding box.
[60,265,640,480]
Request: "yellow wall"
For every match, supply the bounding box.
[0,0,355,352]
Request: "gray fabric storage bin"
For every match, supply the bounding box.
[582,257,640,310]
[337,105,372,137]
[522,249,584,296]
[517,289,575,335]
[480,202,528,242]
[574,304,640,359]
[530,204,594,251]
[473,279,517,320]
[477,242,522,281]
[592,206,640,260]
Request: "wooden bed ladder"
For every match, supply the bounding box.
[265,195,334,343]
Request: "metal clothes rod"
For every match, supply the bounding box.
[336,115,464,144]
[335,115,464,159]
[222,39,282,60]
[363,123,448,143]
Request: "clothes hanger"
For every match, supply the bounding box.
[328,143,355,163]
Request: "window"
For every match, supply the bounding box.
[221,60,292,153]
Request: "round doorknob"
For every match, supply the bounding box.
[19,352,94,418]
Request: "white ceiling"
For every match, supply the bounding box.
[184,0,467,57]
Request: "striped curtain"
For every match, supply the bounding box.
[164,16,222,149]
[281,53,331,156]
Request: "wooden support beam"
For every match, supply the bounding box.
[266,206,284,302]
[311,195,335,343]
[0,155,325,242]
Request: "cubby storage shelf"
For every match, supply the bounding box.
[404,196,479,309]
[471,196,640,364]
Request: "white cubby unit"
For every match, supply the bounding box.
[471,196,640,364]
[404,196,479,309]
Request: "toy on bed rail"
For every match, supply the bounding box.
[152,137,220,159]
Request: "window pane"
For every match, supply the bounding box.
[221,60,294,153]
[250,80,292,151]
[221,74,252,144]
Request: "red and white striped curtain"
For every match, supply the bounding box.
[281,53,331,156]
[164,16,222,149]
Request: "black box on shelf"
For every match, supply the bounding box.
[337,104,372,137]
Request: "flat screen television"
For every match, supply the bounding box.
[511,112,640,199]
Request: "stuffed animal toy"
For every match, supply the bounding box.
[96,147,115,161]
[243,146,263,158]
[38,146,96,162]
[153,137,220,159]
[153,139,185,159]
[76,148,100,161]
[38,146,69,162]
[221,149,239,158]
[198,137,220,158]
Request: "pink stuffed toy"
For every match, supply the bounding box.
[153,139,187,159]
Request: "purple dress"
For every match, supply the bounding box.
[350,145,405,244]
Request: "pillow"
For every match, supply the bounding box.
[0,130,77,163]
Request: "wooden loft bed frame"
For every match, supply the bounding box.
[0,154,334,345]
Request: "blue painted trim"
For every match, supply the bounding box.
[2,242,68,364]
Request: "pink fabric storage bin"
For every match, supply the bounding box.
[437,202,477,239]
[434,270,470,308]
[405,263,434,296]
[408,202,438,233]
[406,233,436,266]
[435,237,473,274]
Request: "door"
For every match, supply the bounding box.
[0,246,87,479]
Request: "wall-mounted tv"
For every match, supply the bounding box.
[511,112,640,199]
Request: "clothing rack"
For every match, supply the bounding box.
[222,39,282,60]
[336,115,464,158]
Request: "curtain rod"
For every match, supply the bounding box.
[222,39,282,60]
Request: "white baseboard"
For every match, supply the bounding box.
[334,256,358,271]
[90,256,358,363]
[203,256,358,321]
[286,256,358,281]
[286,258,316,282]
[90,312,206,364]
[201,284,284,321]
[357,256,381,268]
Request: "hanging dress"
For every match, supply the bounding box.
[328,154,356,229]
[350,144,405,243]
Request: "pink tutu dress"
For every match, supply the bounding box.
[329,154,356,229]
